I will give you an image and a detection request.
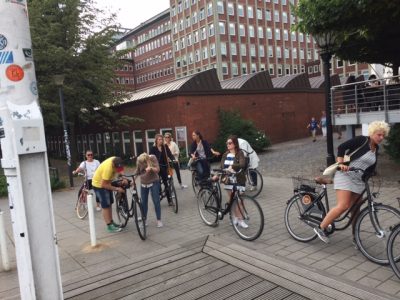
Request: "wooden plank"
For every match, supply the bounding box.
[255,286,293,300]
[71,255,219,300]
[197,274,263,300]
[225,281,278,300]
[226,243,397,300]
[284,294,311,300]
[64,250,204,298]
[121,264,238,300]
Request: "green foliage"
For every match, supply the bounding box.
[27,0,140,130]
[179,148,189,168]
[50,177,66,191]
[214,109,271,154]
[294,0,400,75]
[0,176,7,197]
[384,124,400,164]
[0,175,65,196]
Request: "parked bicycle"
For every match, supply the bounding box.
[197,168,264,241]
[75,172,90,219]
[114,173,146,240]
[387,197,400,279]
[190,157,222,200]
[240,149,263,198]
[159,170,178,214]
[284,168,400,265]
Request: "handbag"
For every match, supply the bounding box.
[323,137,368,177]
[162,145,174,176]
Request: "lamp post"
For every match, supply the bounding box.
[315,32,337,166]
[54,74,74,187]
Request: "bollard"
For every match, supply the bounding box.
[0,211,10,271]
[87,194,97,247]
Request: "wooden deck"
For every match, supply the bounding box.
[62,236,396,300]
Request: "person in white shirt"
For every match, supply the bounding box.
[73,150,101,211]
[164,133,187,189]
[238,138,260,187]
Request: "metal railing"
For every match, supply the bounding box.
[331,75,400,124]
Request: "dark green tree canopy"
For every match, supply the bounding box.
[294,0,400,75]
[28,0,137,130]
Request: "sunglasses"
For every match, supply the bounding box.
[87,154,93,157]
[226,141,233,145]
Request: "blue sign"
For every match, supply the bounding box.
[0,34,7,50]
[0,51,14,64]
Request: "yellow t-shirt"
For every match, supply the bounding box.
[92,157,116,188]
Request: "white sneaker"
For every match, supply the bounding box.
[181,184,188,189]
[230,217,238,226]
[156,220,163,228]
[237,220,249,229]
[96,206,102,211]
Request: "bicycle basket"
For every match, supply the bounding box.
[292,177,321,194]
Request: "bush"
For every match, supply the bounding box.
[213,109,271,154]
[0,175,7,197]
[384,123,400,164]
[50,177,66,191]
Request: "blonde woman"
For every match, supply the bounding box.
[136,153,163,228]
[314,121,390,243]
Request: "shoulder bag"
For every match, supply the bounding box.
[323,137,368,177]
[162,145,174,177]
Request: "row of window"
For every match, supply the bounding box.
[134,34,171,57]
[135,50,173,70]
[115,77,134,85]
[175,43,318,67]
[136,21,171,45]
[136,67,175,84]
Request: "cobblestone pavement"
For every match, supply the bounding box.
[1,135,400,299]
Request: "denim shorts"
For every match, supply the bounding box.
[93,187,113,208]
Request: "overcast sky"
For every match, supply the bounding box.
[95,0,171,29]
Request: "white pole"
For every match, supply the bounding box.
[0,2,63,299]
[0,211,10,271]
[87,194,97,247]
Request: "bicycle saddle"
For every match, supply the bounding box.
[314,176,333,185]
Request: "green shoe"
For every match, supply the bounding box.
[107,224,122,233]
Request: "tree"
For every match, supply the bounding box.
[294,0,400,76]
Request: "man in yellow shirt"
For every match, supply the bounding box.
[92,157,127,233]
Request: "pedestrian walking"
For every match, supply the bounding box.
[307,117,320,142]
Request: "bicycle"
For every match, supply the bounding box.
[75,172,89,219]
[240,149,263,198]
[159,163,178,213]
[387,197,400,279]
[284,168,400,265]
[197,168,264,241]
[113,173,146,240]
[190,157,222,201]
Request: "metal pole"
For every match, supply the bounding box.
[0,210,10,271]
[87,194,97,247]
[59,86,74,187]
[321,52,335,166]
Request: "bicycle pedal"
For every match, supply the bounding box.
[218,212,223,220]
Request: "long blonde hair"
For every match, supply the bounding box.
[137,153,156,168]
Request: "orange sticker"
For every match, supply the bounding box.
[6,64,24,81]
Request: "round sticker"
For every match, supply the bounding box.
[0,34,7,50]
[6,64,24,82]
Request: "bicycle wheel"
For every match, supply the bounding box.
[197,188,219,226]
[192,171,200,196]
[388,223,400,279]
[244,169,263,198]
[284,194,318,242]
[76,190,88,219]
[133,195,146,240]
[231,195,264,241]
[214,181,222,203]
[169,180,178,213]
[355,204,400,265]
[115,192,129,228]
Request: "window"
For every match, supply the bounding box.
[194,30,199,43]
[230,43,237,55]
[217,1,224,14]
[227,3,234,15]
[222,62,228,75]
[314,49,319,60]
[282,12,288,23]
[274,11,279,22]
[293,65,298,74]
[259,45,265,57]
[260,63,265,71]
[240,44,247,56]
[306,34,311,43]
[122,131,131,155]
[313,65,319,73]
[145,130,155,153]
[301,65,305,73]
[238,4,244,16]
[337,59,344,68]
[195,49,200,62]
[278,65,283,76]
[307,49,312,60]
[210,43,216,57]
[276,46,281,58]
[267,27,272,39]
[275,28,280,40]
[192,12,198,24]
[291,31,296,41]
[250,44,256,57]
[300,49,304,59]
[285,66,290,75]
[308,66,313,74]
[199,8,205,20]
[221,42,227,55]
[186,16,191,28]
[251,63,257,73]
[207,3,213,16]
[248,6,253,18]
[201,27,207,40]
[249,25,255,37]
[187,34,192,46]
[268,45,273,57]
[299,33,304,42]
[269,64,274,75]
[202,47,208,59]
[239,24,245,36]
[232,62,238,75]
[258,26,264,38]
[209,24,215,36]
[292,48,297,58]
[257,8,262,19]
[265,9,271,21]
[188,52,194,64]
[229,23,236,35]
[284,48,289,58]
[241,63,247,74]
[283,29,288,41]
[219,22,225,34]
[177,1,182,13]
[290,13,295,24]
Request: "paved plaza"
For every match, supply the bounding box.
[0,135,400,299]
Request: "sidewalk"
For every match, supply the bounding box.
[1,136,400,298]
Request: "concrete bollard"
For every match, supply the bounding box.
[87,194,97,247]
[0,210,10,271]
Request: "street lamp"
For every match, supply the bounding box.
[315,31,337,166]
[54,74,74,187]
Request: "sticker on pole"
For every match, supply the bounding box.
[0,51,14,64]
[22,48,33,61]
[0,34,7,50]
[6,64,24,82]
